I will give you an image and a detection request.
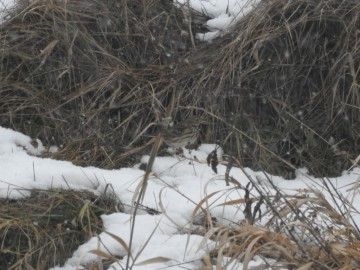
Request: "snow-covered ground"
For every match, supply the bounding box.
[175,0,260,41]
[1,125,359,269]
[1,0,359,269]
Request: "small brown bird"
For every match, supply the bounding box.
[161,118,202,149]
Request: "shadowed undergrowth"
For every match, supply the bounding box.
[0,188,119,270]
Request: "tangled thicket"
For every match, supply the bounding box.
[175,0,360,177]
[0,0,199,167]
[0,0,359,178]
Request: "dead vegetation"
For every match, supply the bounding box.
[0,0,200,168]
[0,188,119,270]
[0,0,358,178]
[191,161,360,269]
[174,0,360,178]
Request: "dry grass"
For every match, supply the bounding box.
[174,0,360,178]
[0,0,358,178]
[192,160,360,269]
[0,0,199,168]
[0,188,120,270]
